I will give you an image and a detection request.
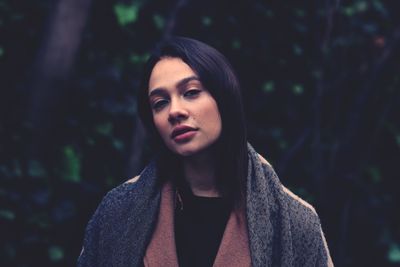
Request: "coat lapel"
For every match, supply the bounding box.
[143,182,251,267]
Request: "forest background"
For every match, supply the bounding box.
[1,0,399,266]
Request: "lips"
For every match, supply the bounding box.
[171,125,197,139]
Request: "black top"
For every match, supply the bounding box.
[174,184,231,267]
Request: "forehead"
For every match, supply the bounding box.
[148,57,197,92]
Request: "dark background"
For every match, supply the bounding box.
[1,0,400,266]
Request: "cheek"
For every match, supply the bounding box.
[203,102,222,136]
[153,114,168,137]
[213,115,222,138]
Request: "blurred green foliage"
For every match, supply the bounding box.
[60,146,81,183]
[0,0,399,266]
[48,245,64,262]
[114,3,139,26]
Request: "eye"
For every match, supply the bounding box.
[184,89,201,98]
[152,99,169,111]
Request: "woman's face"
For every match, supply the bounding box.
[148,57,222,157]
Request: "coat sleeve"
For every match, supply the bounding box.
[317,226,334,267]
[77,197,105,267]
[77,176,142,267]
[282,185,334,267]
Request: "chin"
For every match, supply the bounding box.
[177,151,196,157]
[166,142,199,157]
[173,147,198,157]
[171,143,215,158]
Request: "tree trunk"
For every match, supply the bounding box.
[27,0,92,159]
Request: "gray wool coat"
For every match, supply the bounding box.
[77,144,334,267]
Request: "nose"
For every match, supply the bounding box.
[168,98,189,124]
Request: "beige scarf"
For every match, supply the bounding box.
[143,182,251,267]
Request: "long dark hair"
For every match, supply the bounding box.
[138,36,248,207]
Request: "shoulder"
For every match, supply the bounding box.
[280,185,320,232]
[257,153,318,220]
[103,175,141,203]
[89,175,143,223]
[281,185,318,219]
[257,154,333,266]
[78,174,159,266]
[81,175,145,246]
[125,175,140,184]
[100,175,140,202]
[281,186,333,266]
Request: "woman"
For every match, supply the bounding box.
[78,37,333,267]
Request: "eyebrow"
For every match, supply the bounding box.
[148,76,200,97]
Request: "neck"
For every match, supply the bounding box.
[182,151,219,197]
